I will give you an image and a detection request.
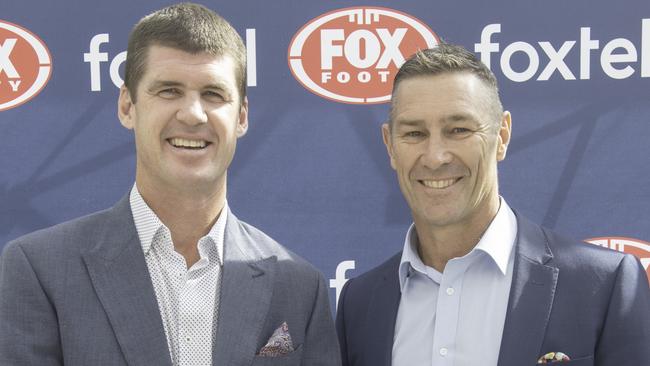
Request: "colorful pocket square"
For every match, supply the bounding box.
[257,321,295,357]
[537,352,571,363]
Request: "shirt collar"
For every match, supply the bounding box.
[473,198,517,275]
[398,224,433,291]
[129,184,226,265]
[398,197,517,291]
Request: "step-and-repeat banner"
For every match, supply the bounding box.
[2,1,649,311]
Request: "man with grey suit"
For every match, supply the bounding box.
[0,3,340,365]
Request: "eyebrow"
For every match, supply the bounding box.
[146,80,231,94]
[393,119,425,128]
[393,114,480,129]
[443,113,476,123]
[146,80,183,91]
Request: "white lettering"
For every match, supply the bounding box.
[358,71,371,83]
[84,33,110,91]
[321,71,332,83]
[375,28,407,69]
[501,41,539,82]
[86,30,258,91]
[246,29,257,87]
[329,260,356,310]
[321,29,345,70]
[474,23,501,69]
[378,70,390,82]
[580,27,599,79]
[109,51,126,87]
[0,38,19,78]
[8,79,21,91]
[642,258,650,271]
[538,41,576,80]
[477,20,649,81]
[601,38,637,79]
[344,30,381,69]
[643,19,649,77]
[336,71,350,83]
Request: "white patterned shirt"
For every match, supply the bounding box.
[392,198,517,366]
[130,185,225,366]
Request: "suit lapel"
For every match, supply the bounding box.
[364,254,401,366]
[497,215,559,366]
[213,209,276,366]
[82,196,172,366]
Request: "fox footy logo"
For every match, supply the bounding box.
[586,237,650,284]
[0,20,52,111]
[288,7,438,104]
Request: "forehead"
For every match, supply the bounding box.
[391,73,490,124]
[140,45,238,90]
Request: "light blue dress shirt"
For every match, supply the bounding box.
[392,199,517,366]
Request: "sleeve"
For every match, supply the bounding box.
[300,271,342,366]
[595,254,650,365]
[335,279,352,366]
[0,242,63,366]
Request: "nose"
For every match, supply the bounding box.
[176,95,208,126]
[421,134,453,169]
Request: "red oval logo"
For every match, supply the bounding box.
[586,237,650,284]
[288,7,439,104]
[0,20,52,112]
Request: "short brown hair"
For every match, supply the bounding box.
[390,43,503,129]
[124,2,247,102]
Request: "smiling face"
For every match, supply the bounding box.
[118,45,248,196]
[383,72,511,232]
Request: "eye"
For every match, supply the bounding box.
[203,90,227,102]
[404,131,425,138]
[451,127,471,134]
[157,88,181,98]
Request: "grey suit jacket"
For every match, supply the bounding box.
[336,214,650,366]
[0,195,341,366]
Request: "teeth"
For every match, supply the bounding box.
[169,138,207,148]
[421,179,456,189]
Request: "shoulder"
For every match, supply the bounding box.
[230,215,323,277]
[540,225,629,274]
[517,215,641,288]
[343,252,402,295]
[3,204,123,260]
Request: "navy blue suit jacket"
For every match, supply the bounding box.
[336,215,650,366]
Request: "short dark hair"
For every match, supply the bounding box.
[390,43,503,129]
[124,2,246,102]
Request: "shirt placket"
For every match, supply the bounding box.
[430,259,467,366]
[177,239,214,366]
[152,229,188,365]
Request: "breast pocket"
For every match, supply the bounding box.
[535,355,593,366]
[251,345,303,366]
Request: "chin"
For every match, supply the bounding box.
[418,208,464,227]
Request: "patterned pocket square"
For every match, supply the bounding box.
[258,322,295,357]
[537,352,571,363]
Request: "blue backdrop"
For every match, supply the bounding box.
[2,0,649,311]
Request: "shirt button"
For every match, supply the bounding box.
[440,347,448,356]
[446,287,455,295]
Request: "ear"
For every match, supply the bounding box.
[381,123,397,170]
[118,86,135,130]
[236,96,249,138]
[496,111,512,161]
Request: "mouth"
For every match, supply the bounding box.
[168,137,211,150]
[418,178,461,189]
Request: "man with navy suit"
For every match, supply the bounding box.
[0,3,340,365]
[335,44,650,366]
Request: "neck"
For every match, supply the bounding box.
[136,176,226,267]
[414,195,500,272]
